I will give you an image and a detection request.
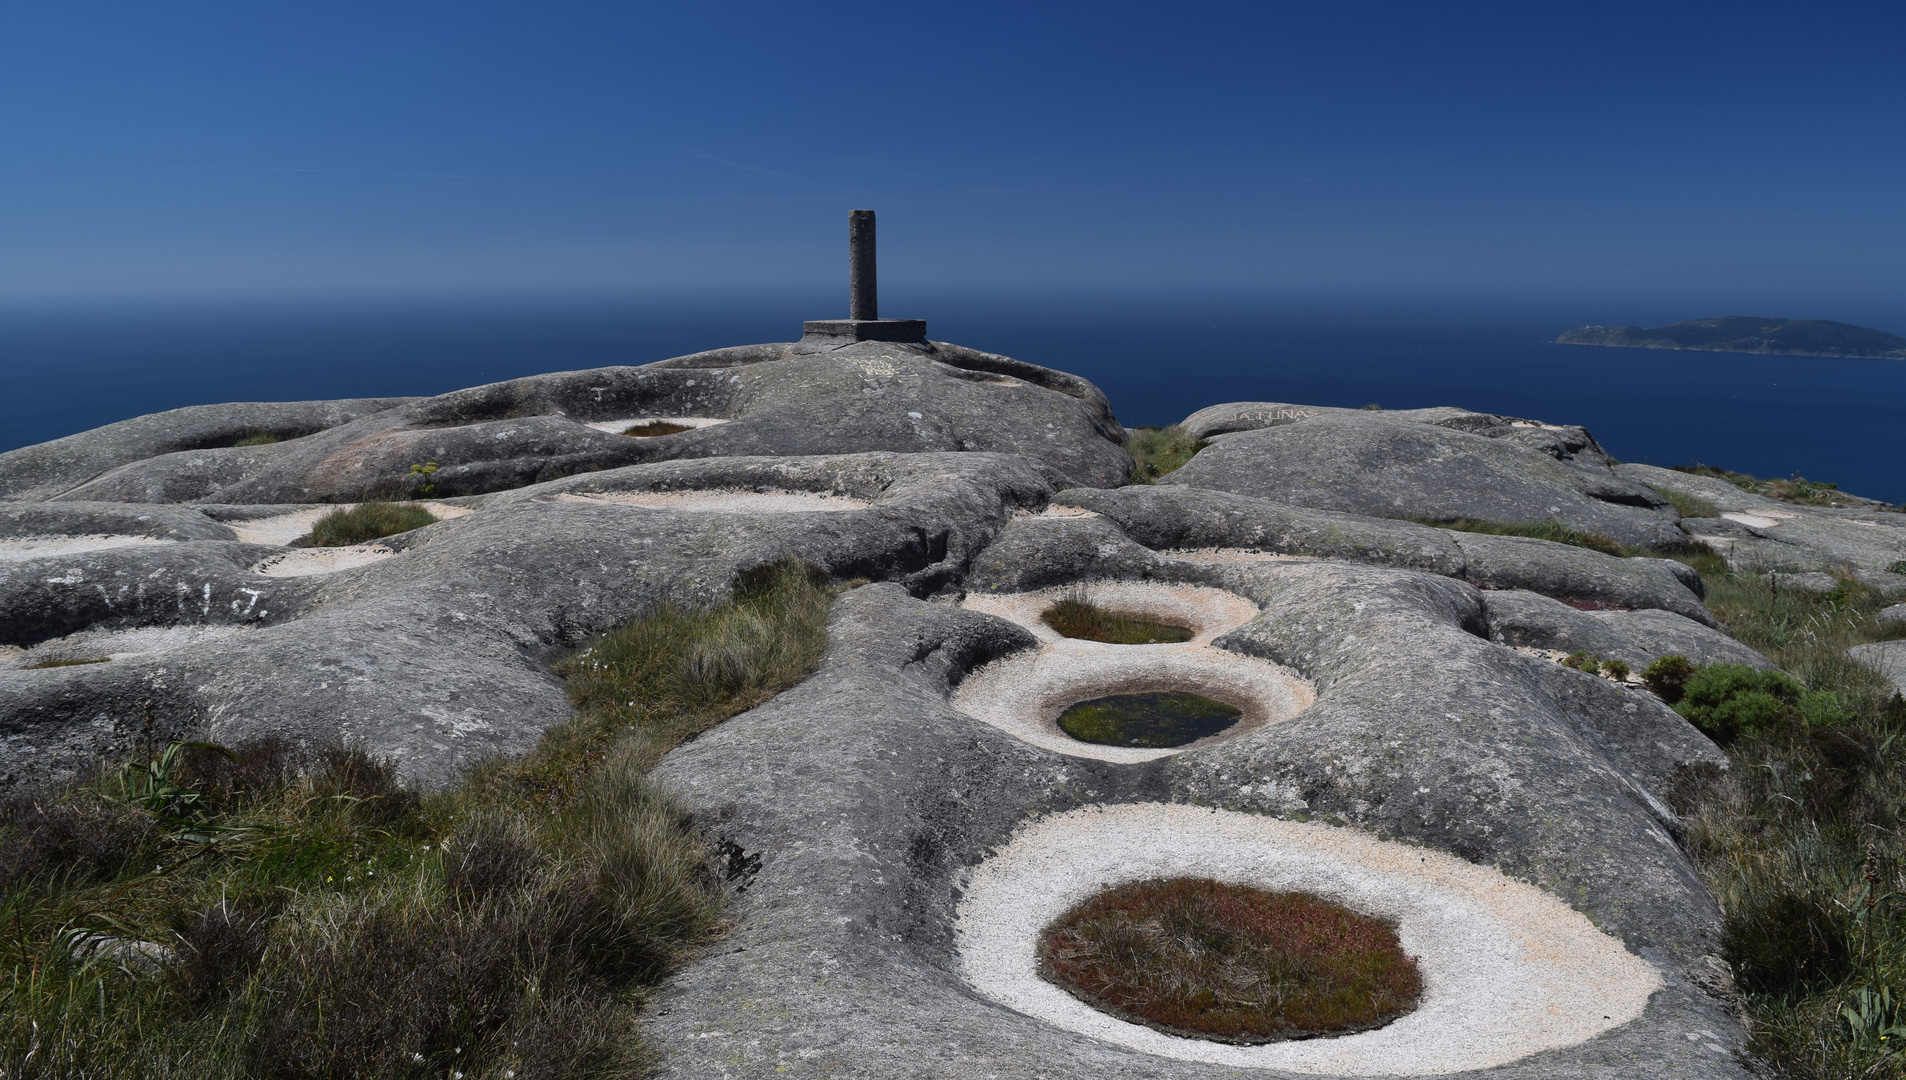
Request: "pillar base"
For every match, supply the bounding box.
[801,319,927,344]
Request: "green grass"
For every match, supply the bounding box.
[231,433,282,447]
[1656,486,1722,519]
[1056,691,1241,748]
[23,657,110,670]
[0,558,838,1079]
[1673,465,1874,509]
[1040,596,1193,644]
[1414,516,1636,557]
[1671,571,1906,1077]
[305,502,439,547]
[1039,878,1421,1042]
[1125,425,1208,484]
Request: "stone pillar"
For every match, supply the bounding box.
[849,209,877,321]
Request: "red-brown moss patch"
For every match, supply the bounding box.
[1038,877,1421,1043]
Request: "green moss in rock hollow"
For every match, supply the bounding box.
[1057,691,1241,748]
[1041,597,1193,644]
[305,502,439,547]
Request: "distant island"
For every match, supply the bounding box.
[1556,316,1906,359]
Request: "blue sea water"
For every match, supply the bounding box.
[3,294,1902,503]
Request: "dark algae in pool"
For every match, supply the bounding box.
[1057,691,1241,747]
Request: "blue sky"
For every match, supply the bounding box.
[3,1,1903,308]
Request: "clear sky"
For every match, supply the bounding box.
[3,1,1903,309]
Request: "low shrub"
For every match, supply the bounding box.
[1125,426,1207,484]
[1675,664,1805,741]
[1040,878,1421,1042]
[1600,658,1630,681]
[0,557,840,1078]
[1673,464,1867,509]
[1562,650,1602,674]
[1641,654,1695,703]
[305,502,438,547]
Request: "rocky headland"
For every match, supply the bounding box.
[6,314,1906,1078]
[1557,316,1906,359]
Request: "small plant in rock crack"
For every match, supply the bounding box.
[407,461,439,498]
[1562,651,1602,675]
[1599,658,1631,682]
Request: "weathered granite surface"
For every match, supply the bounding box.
[0,453,1049,790]
[0,341,1129,505]
[0,351,1774,1076]
[1850,640,1906,698]
[1168,406,1687,552]
[1618,463,1906,594]
[642,565,1748,1078]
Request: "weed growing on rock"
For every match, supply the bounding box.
[1655,487,1721,519]
[1125,426,1207,484]
[1600,658,1631,681]
[1673,465,1876,509]
[1414,517,1634,557]
[1562,650,1602,674]
[305,502,437,547]
[1039,878,1421,1042]
[1040,595,1193,644]
[231,432,281,447]
[1672,571,1906,1077]
[406,460,439,498]
[0,558,840,1078]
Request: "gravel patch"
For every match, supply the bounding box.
[955,583,1312,762]
[957,803,1661,1075]
[582,416,729,433]
[554,489,871,513]
[0,535,175,562]
[251,545,399,577]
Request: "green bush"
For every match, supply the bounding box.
[1675,663,1803,740]
[1562,650,1602,674]
[305,502,438,547]
[1600,658,1630,681]
[1641,654,1695,703]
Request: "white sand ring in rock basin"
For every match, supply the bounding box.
[226,502,468,547]
[955,582,1312,762]
[0,535,176,562]
[584,416,729,434]
[251,545,399,578]
[554,489,871,513]
[957,804,1661,1076]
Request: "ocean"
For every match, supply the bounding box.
[3,294,1902,503]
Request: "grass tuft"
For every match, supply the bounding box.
[232,433,282,447]
[1416,516,1634,557]
[305,502,439,547]
[1040,878,1421,1043]
[1655,486,1722,519]
[1125,426,1207,484]
[1041,595,1193,644]
[0,557,839,1078]
[1673,464,1877,509]
[23,657,110,669]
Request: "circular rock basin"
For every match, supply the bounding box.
[958,804,1662,1075]
[956,583,1311,762]
[1056,691,1241,748]
[1041,877,1421,1043]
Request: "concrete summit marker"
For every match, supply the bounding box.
[801,208,928,344]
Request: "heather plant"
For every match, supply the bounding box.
[0,557,839,1079]
[1125,426,1207,484]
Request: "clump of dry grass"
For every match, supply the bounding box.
[1125,426,1207,484]
[1672,465,1883,510]
[1040,595,1192,645]
[305,502,438,547]
[0,557,839,1079]
[1039,877,1421,1043]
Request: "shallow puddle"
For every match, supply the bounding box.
[1057,691,1241,748]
